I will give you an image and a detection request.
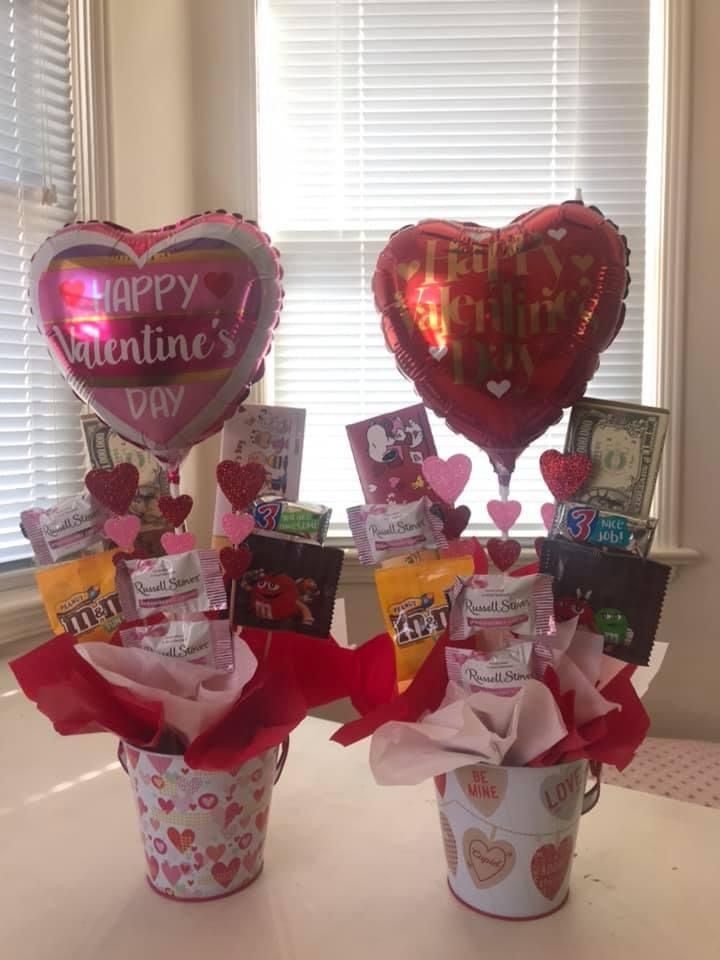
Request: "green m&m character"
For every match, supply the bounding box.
[594,608,634,646]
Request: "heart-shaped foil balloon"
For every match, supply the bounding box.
[30,213,283,466]
[373,202,629,482]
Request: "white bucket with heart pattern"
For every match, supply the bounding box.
[120,739,288,900]
[435,759,600,919]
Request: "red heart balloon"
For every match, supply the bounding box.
[220,545,251,580]
[158,494,194,528]
[86,464,139,515]
[539,450,593,501]
[373,203,629,481]
[216,461,267,511]
[486,538,522,572]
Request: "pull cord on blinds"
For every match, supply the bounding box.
[257,0,651,538]
[0,0,82,566]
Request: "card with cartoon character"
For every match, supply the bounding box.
[346,403,439,505]
[213,405,306,543]
[231,533,343,638]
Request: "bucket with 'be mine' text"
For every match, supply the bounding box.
[434,759,600,920]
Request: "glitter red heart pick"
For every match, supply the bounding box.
[539,450,593,501]
[158,495,194,528]
[220,545,252,579]
[216,461,267,511]
[487,538,522,572]
[85,464,139,516]
[435,503,471,539]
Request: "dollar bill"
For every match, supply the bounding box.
[563,398,669,518]
[81,414,169,529]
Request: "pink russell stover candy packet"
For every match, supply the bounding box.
[447,573,554,643]
[116,550,226,620]
[445,642,534,697]
[21,492,106,565]
[347,496,447,564]
[117,613,233,671]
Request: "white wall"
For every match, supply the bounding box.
[104,0,720,739]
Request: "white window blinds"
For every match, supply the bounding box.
[0,0,81,565]
[257,0,650,538]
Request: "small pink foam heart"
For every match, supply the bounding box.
[541,502,556,531]
[103,514,141,550]
[486,500,522,534]
[422,454,472,505]
[222,512,255,545]
[161,531,197,555]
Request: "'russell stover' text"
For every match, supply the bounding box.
[369,518,422,538]
[134,573,201,596]
[464,667,532,685]
[463,595,528,615]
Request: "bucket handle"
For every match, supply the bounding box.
[582,761,602,815]
[118,737,290,782]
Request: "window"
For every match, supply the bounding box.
[257,0,652,539]
[0,0,82,566]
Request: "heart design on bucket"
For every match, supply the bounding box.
[463,829,516,889]
[541,765,586,820]
[206,844,226,862]
[211,858,242,889]
[531,838,573,900]
[224,802,244,829]
[158,798,174,814]
[255,808,268,831]
[438,812,458,875]
[161,861,182,886]
[243,849,261,874]
[238,832,253,851]
[146,854,159,882]
[167,827,195,854]
[456,766,508,816]
[434,774,447,798]
[147,755,173,775]
[30,215,282,465]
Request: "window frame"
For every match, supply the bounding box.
[246,0,697,569]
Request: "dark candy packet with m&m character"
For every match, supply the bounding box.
[539,538,670,666]
[231,532,343,638]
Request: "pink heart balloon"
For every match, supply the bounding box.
[30,213,283,466]
[221,512,255,545]
[541,502,556,531]
[421,454,472,505]
[161,531,197,555]
[486,499,522,534]
[104,514,141,550]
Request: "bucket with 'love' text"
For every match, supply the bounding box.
[434,759,600,919]
[119,739,287,901]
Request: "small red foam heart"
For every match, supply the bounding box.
[539,450,593,501]
[487,538,522,572]
[158,494,194,528]
[86,464,139,515]
[435,503,471,539]
[216,461,267,511]
[220,545,251,579]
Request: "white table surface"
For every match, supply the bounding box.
[2,663,720,960]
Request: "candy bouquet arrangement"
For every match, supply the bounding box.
[10,199,671,916]
[11,213,395,900]
[332,202,672,918]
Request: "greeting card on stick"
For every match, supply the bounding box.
[212,405,305,542]
[346,404,438,505]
